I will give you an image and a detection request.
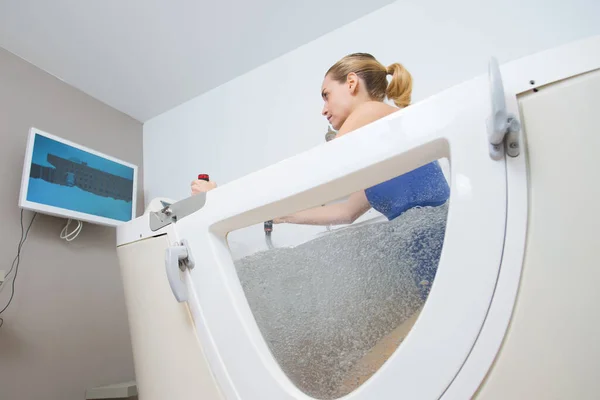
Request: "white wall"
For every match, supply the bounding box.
[144,0,600,259]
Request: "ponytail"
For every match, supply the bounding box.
[386,63,413,108]
[326,54,413,108]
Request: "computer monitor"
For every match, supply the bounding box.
[18,127,138,227]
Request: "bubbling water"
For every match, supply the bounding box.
[234,203,448,399]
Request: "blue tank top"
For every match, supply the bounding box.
[365,161,450,221]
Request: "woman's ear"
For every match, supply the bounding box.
[346,72,358,94]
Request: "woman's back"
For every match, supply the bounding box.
[340,102,450,222]
[365,161,450,221]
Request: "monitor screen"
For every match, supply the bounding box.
[19,127,138,227]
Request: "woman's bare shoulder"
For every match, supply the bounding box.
[338,101,399,135]
[355,101,398,117]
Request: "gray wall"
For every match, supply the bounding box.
[0,47,143,399]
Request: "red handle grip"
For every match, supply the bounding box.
[198,174,210,181]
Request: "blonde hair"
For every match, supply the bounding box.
[326,53,413,108]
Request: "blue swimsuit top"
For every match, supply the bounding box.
[365,161,450,221]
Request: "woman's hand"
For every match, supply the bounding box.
[191,179,217,195]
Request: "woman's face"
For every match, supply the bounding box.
[321,74,354,130]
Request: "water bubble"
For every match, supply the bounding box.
[234,203,448,399]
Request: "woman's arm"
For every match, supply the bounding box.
[274,103,396,226]
[274,191,371,226]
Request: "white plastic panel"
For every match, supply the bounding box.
[117,234,224,400]
[475,68,600,400]
[440,36,600,400]
[170,70,508,399]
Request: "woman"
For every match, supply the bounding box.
[191,53,449,227]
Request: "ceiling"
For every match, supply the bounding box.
[0,0,395,122]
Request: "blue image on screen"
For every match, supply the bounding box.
[26,134,135,222]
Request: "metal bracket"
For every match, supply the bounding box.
[487,57,521,160]
[149,192,207,231]
[165,239,195,302]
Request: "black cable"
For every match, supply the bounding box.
[0,210,37,328]
[7,209,35,277]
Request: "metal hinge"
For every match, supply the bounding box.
[487,57,521,160]
[165,239,195,302]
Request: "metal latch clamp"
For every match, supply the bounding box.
[149,192,207,231]
[165,239,195,302]
[487,57,521,160]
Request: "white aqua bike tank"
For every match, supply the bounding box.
[116,36,600,400]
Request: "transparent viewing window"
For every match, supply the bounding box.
[228,159,450,399]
